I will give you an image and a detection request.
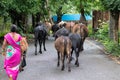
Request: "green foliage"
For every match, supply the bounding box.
[0,31,7,38]
[26,34,34,39]
[0,0,10,17]
[70,0,103,15]
[0,28,9,38]
[49,0,78,16]
[101,0,120,11]
[89,22,120,57]
[87,24,93,36]
[9,0,40,14]
[95,23,108,40]
[0,17,11,38]
[88,22,109,40]
[103,40,120,57]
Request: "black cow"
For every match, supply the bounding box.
[34,23,47,55]
[54,27,70,40]
[69,33,82,67]
[51,23,60,36]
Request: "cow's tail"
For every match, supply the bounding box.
[64,37,67,57]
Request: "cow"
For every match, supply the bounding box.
[54,27,70,40]
[69,33,82,67]
[72,23,88,51]
[51,23,60,37]
[44,21,52,36]
[64,21,75,32]
[34,22,47,55]
[54,36,72,72]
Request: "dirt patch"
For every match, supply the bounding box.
[107,54,120,64]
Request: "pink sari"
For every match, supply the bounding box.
[4,33,22,80]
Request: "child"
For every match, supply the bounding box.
[19,36,28,72]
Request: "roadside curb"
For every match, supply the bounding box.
[86,38,120,64]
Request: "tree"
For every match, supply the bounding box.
[70,0,93,25]
[49,0,70,23]
[10,0,43,32]
[101,0,120,44]
[0,0,11,29]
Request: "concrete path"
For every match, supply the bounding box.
[0,38,120,80]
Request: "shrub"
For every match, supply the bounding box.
[88,22,120,57]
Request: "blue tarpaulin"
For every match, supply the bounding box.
[52,14,92,22]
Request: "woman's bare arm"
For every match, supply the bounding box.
[1,39,7,56]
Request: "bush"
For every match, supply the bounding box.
[88,23,120,57]
[104,40,120,57]
[0,29,9,38]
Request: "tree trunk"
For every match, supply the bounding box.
[36,12,41,23]
[9,10,25,32]
[32,14,36,28]
[118,12,120,45]
[9,10,17,25]
[45,0,53,24]
[21,14,28,33]
[109,11,119,44]
[103,11,109,22]
[118,12,120,31]
[32,13,41,29]
[119,12,120,44]
[92,10,104,32]
[3,16,7,30]
[79,8,87,26]
[56,6,63,23]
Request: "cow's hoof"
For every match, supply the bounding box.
[70,57,74,61]
[57,63,59,67]
[39,51,42,54]
[80,48,84,51]
[75,63,79,67]
[75,62,79,67]
[61,68,64,71]
[75,62,77,65]
[61,66,64,71]
[68,69,71,72]
[19,67,24,72]
[44,49,46,51]
[77,64,79,67]
[35,52,37,55]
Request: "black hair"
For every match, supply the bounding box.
[10,24,17,32]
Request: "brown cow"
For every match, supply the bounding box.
[44,21,52,34]
[72,23,88,51]
[54,36,72,72]
[65,21,75,32]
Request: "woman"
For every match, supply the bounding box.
[2,24,22,80]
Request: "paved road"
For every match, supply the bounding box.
[0,38,120,80]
